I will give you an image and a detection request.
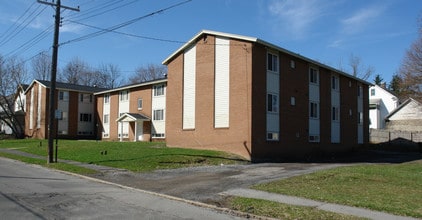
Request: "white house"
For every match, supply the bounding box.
[369,85,400,129]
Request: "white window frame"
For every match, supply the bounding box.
[331,75,339,90]
[119,90,129,102]
[309,102,319,119]
[104,93,110,104]
[309,68,319,84]
[103,114,109,124]
[370,88,375,96]
[154,84,165,96]
[267,52,279,72]
[137,98,143,109]
[267,93,278,113]
[267,132,279,141]
[153,109,164,121]
[332,106,339,121]
[79,113,92,122]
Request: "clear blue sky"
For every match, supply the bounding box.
[1,0,421,84]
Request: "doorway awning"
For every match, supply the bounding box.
[116,113,150,122]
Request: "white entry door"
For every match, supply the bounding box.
[136,121,143,141]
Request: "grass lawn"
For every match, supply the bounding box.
[251,160,422,218]
[228,197,365,220]
[0,151,97,175]
[0,139,248,172]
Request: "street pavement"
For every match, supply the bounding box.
[0,157,247,220]
[1,147,421,220]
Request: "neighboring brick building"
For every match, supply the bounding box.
[94,79,167,142]
[24,80,106,139]
[162,30,371,161]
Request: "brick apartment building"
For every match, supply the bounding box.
[25,80,105,139]
[95,79,167,142]
[162,30,371,161]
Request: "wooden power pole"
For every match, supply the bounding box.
[37,0,79,163]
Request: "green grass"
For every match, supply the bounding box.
[0,151,97,175]
[229,197,365,220]
[0,139,248,172]
[252,161,422,218]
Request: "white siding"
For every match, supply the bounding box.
[214,37,230,128]
[358,85,364,144]
[331,75,340,143]
[266,51,279,140]
[78,93,95,136]
[309,67,320,141]
[103,93,110,138]
[29,89,34,129]
[118,91,130,138]
[152,84,166,137]
[57,91,69,134]
[183,45,196,130]
[37,84,42,128]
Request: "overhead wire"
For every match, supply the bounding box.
[0,1,37,41]
[60,0,192,46]
[67,0,139,22]
[0,4,47,47]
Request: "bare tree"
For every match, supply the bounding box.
[31,51,51,80]
[60,57,89,84]
[348,54,374,80]
[0,55,27,138]
[98,63,123,88]
[129,64,167,83]
[397,18,422,102]
[398,37,422,102]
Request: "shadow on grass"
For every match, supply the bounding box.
[89,153,250,165]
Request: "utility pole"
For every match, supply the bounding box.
[37,0,79,163]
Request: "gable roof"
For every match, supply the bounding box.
[385,98,422,120]
[94,78,167,95]
[162,30,371,86]
[24,79,107,94]
[116,113,150,122]
[370,85,398,99]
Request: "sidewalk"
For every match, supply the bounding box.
[222,189,419,220]
[1,148,419,220]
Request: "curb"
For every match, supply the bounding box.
[0,156,275,220]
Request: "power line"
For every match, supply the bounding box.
[0,4,47,47]
[60,0,191,46]
[5,25,53,58]
[66,20,185,44]
[0,2,36,40]
[68,0,139,22]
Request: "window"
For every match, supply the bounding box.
[89,94,93,103]
[370,88,375,96]
[332,107,339,121]
[153,109,164,121]
[358,112,363,124]
[59,91,68,101]
[290,60,295,69]
[80,94,84,102]
[152,133,165,138]
[137,98,143,109]
[267,93,278,113]
[154,85,165,96]
[309,68,319,84]
[104,93,110,104]
[61,111,68,120]
[267,132,279,141]
[267,52,278,72]
[119,90,129,101]
[79,113,92,122]
[310,102,319,118]
[332,76,339,90]
[103,114,109,124]
[357,86,362,97]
